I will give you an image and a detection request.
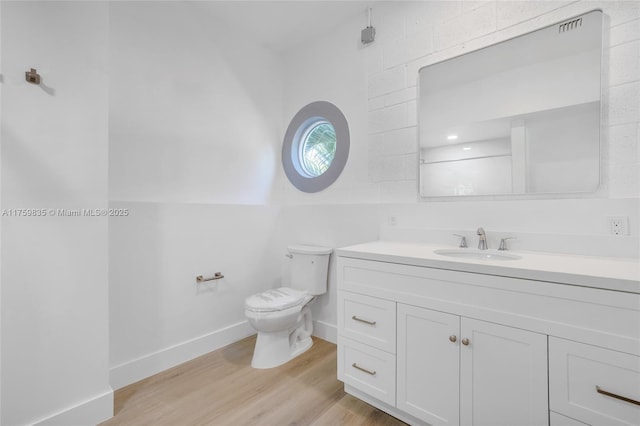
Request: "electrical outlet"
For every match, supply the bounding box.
[388,216,397,227]
[607,216,629,235]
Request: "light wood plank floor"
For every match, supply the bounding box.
[101,335,406,426]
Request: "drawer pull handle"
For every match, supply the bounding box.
[596,386,640,406]
[352,363,376,376]
[461,338,470,346]
[352,315,376,325]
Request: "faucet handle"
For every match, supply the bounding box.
[453,234,468,248]
[498,237,516,251]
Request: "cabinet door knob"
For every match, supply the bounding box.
[461,338,470,346]
[449,335,457,343]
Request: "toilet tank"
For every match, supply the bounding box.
[288,245,332,295]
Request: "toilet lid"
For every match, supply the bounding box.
[245,287,309,312]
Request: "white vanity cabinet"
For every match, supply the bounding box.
[336,244,640,426]
[396,304,548,426]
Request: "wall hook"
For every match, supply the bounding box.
[25,68,41,85]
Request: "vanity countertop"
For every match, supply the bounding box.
[336,241,640,294]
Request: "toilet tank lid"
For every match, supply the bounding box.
[288,245,332,255]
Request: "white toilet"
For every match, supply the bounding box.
[244,245,332,369]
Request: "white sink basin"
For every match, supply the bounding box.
[434,249,522,261]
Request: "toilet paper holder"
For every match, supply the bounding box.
[196,272,224,283]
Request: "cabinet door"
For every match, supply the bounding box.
[460,318,548,426]
[397,304,460,425]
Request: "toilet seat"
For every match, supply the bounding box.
[245,287,310,313]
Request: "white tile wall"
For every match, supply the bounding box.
[368,101,408,134]
[383,37,412,69]
[365,44,384,75]
[371,127,417,157]
[463,1,493,15]
[369,156,406,182]
[603,0,640,26]
[368,95,385,111]
[433,2,497,50]
[605,81,640,127]
[609,17,640,45]
[608,40,640,87]
[609,123,639,166]
[407,99,418,127]
[495,1,573,30]
[384,87,416,107]
[379,180,418,203]
[367,65,406,99]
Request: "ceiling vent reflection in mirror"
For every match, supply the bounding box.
[559,17,583,33]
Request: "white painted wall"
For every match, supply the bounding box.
[1,2,112,425]
[109,2,283,205]
[107,2,285,389]
[1,2,638,422]
[108,202,283,388]
[282,1,640,340]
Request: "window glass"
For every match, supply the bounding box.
[299,121,336,177]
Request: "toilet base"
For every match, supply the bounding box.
[250,307,314,369]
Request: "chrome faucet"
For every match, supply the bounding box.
[477,227,488,250]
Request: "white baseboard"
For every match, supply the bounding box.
[33,389,113,426]
[110,320,255,390]
[312,320,337,344]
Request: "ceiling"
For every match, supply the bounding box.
[198,1,372,53]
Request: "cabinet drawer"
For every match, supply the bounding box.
[338,337,395,406]
[338,291,396,353]
[550,337,640,426]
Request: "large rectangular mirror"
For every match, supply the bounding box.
[419,11,602,197]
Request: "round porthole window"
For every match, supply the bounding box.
[282,101,350,193]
